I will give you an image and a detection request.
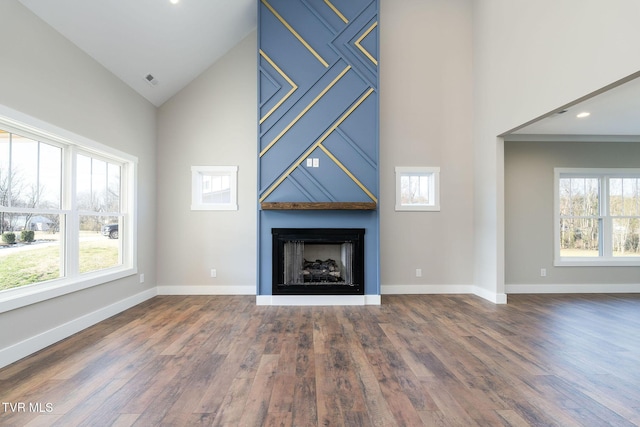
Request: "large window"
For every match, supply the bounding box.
[555,168,640,266]
[0,108,136,308]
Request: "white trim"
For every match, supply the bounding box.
[190,165,238,211]
[157,285,255,295]
[382,284,475,294]
[0,104,139,312]
[474,286,507,304]
[0,268,137,314]
[506,283,640,294]
[555,258,640,267]
[381,284,507,304]
[394,166,441,211]
[554,167,640,266]
[504,134,640,143]
[0,288,156,369]
[365,294,381,305]
[255,295,381,306]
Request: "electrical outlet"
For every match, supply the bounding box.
[540,268,547,277]
[139,273,145,283]
[416,268,422,277]
[306,158,313,167]
[211,269,217,278]
[313,158,319,167]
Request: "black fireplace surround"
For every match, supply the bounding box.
[272,228,365,295]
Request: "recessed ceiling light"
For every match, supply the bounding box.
[170,0,179,4]
[576,111,591,118]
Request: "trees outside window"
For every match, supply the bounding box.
[555,168,640,266]
[0,124,134,294]
[395,167,440,212]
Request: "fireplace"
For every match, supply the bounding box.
[272,228,365,295]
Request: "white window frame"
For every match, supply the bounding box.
[395,166,440,211]
[0,105,137,313]
[191,166,238,211]
[554,167,640,267]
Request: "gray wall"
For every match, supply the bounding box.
[505,140,640,287]
[379,0,475,290]
[0,1,157,353]
[156,32,258,293]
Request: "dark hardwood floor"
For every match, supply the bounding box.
[2,294,640,426]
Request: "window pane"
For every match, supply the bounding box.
[560,177,599,216]
[77,154,92,210]
[0,212,63,290]
[77,154,121,213]
[400,173,432,205]
[0,130,9,208]
[612,218,640,257]
[559,218,600,257]
[91,158,107,211]
[202,173,231,204]
[11,134,39,208]
[79,215,121,273]
[610,178,639,216]
[107,163,121,212]
[558,178,572,216]
[38,142,62,209]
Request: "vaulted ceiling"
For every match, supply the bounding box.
[16,0,640,135]
[19,0,256,107]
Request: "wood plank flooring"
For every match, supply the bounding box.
[2,294,640,426]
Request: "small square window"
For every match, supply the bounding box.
[395,166,440,211]
[191,166,238,211]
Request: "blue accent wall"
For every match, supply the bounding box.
[258,0,379,296]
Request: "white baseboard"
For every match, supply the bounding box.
[157,285,256,295]
[365,294,381,305]
[256,295,381,306]
[506,283,640,294]
[0,288,157,369]
[381,284,507,304]
[382,284,475,294]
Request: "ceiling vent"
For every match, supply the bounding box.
[144,74,159,87]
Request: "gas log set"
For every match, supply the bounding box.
[302,258,343,283]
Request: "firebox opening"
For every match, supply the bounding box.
[272,228,365,295]
[285,242,353,285]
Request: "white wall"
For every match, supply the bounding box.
[156,32,257,295]
[379,0,475,293]
[473,0,640,301]
[0,0,157,363]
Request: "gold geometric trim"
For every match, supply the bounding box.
[261,0,329,68]
[259,65,351,158]
[318,144,377,203]
[259,50,298,125]
[324,0,348,24]
[259,87,375,202]
[354,21,378,66]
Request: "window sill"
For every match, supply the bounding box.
[555,258,640,267]
[0,267,137,314]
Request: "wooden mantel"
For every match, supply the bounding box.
[261,202,377,211]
